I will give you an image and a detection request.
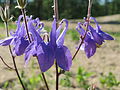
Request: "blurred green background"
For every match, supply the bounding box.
[0,0,120,20]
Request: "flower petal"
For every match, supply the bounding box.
[24,42,36,65]
[89,25,104,45]
[50,18,57,46]
[90,17,114,40]
[28,21,43,43]
[56,19,68,47]
[85,38,96,58]
[76,22,85,36]
[18,23,26,37]
[37,22,44,33]
[56,23,63,39]
[13,37,29,56]
[98,30,114,40]
[37,43,55,72]
[0,37,13,46]
[56,46,72,71]
[15,15,23,32]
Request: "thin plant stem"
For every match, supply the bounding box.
[21,9,49,90]
[72,25,89,60]
[4,21,26,90]
[55,62,59,90]
[54,0,59,89]
[36,57,49,90]
[54,0,59,21]
[41,73,49,90]
[58,0,93,75]
[72,0,93,60]
[21,8,32,43]
[0,22,13,70]
[12,56,26,90]
[0,55,15,70]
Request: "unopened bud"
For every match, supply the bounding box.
[0,6,10,22]
[4,6,10,21]
[16,0,27,9]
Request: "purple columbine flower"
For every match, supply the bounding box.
[25,18,72,72]
[76,17,114,58]
[90,17,114,40]
[0,15,29,56]
[76,22,96,58]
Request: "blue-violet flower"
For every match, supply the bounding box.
[25,18,72,72]
[76,17,114,58]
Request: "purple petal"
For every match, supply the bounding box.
[13,37,29,56]
[37,22,44,32]
[85,38,96,58]
[56,23,63,39]
[50,18,57,46]
[18,23,26,37]
[28,21,43,43]
[76,22,85,36]
[37,43,55,72]
[56,19,68,46]
[55,46,72,71]
[31,18,44,32]
[90,17,114,40]
[89,25,104,45]
[90,17,102,32]
[98,30,114,40]
[15,15,23,34]
[24,42,36,65]
[90,17,99,25]
[0,37,13,46]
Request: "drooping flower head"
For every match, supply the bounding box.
[25,17,72,72]
[0,15,29,56]
[0,15,72,72]
[76,17,114,58]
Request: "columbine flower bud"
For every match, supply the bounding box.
[16,0,27,9]
[0,6,10,22]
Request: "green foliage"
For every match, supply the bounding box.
[0,33,5,38]
[44,26,51,32]
[0,22,4,28]
[60,72,72,87]
[64,72,73,77]
[21,70,43,90]
[67,29,79,42]
[100,72,120,89]
[1,79,15,89]
[3,81,9,88]
[27,74,42,89]
[76,67,93,90]
[60,76,72,87]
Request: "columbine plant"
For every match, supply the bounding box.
[0,0,114,90]
[76,17,114,58]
